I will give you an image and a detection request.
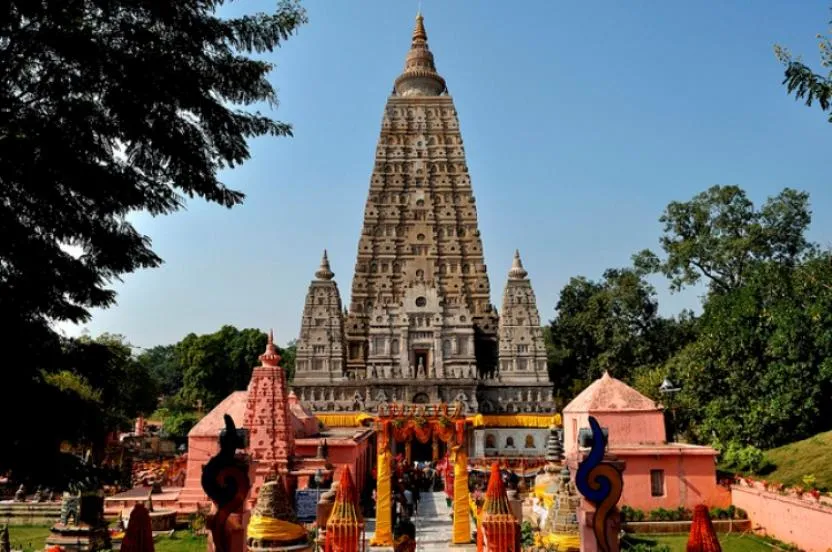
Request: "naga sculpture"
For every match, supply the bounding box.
[575,416,623,552]
[201,414,251,552]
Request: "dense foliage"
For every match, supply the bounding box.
[550,185,832,451]
[0,0,305,481]
[546,267,695,407]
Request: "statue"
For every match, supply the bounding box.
[13,485,25,502]
[409,364,415,378]
[0,524,9,552]
[417,357,424,378]
[369,366,376,379]
[60,491,81,526]
[365,388,372,402]
[32,486,43,503]
[201,414,251,552]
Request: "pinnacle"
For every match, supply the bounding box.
[508,249,528,280]
[315,249,335,281]
[259,328,281,367]
[394,11,446,96]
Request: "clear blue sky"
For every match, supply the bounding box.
[62,0,832,348]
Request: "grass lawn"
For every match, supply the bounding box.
[7,525,206,552]
[624,533,784,552]
[762,429,832,490]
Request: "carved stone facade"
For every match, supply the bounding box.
[292,14,552,414]
[293,251,346,384]
[496,251,548,383]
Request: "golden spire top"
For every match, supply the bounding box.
[412,12,427,43]
[394,10,446,96]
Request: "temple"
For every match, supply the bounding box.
[291,13,553,417]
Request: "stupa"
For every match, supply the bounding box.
[246,475,311,552]
[291,13,553,416]
[540,467,581,552]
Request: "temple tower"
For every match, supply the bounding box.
[496,251,549,383]
[294,251,347,384]
[291,13,553,416]
[243,331,295,499]
[343,13,497,390]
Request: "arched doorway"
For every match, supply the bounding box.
[412,392,430,404]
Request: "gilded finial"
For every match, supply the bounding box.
[413,11,427,43]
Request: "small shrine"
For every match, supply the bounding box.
[477,463,520,552]
[45,489,111,551]
[246,475,311,551]
[324,467,365,552]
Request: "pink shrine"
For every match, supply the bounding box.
[562,372,729,511]
[106,332,373,516]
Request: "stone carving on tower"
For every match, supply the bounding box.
[496,251,549,382]
[290,14,553,415]
[293,251,347,384]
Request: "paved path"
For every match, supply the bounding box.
[365,492,475,551]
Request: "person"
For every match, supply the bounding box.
[412,484,420,515]
[403,487,414,518]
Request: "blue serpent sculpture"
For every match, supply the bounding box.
[575,416,623,552]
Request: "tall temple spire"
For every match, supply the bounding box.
[315,249,335,281]
[394,12,446,96]
[508,249,528,280]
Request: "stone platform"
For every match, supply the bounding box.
[0,500,61,525]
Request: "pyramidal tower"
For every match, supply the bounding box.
[292,13,552,414]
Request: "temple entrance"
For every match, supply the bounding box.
[369,402,472,547]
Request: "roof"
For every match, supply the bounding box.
[563,371,659,413]
[188,391,247,437]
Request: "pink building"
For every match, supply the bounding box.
[107,332,372,516]
[563,372,727,511]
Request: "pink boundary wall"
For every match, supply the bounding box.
[732,485,832,552]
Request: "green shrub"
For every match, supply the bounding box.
[620,505,646,522]
[520,520,535,547]
[721,442,773,474]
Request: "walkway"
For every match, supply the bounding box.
[365,491,475,551]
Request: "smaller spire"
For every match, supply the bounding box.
[259,328,281,367]
[315,249,335,281]
[508,249,528,280]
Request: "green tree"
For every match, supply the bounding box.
[547,267,693,405]
[282,338,298,382]
[0,0,306,478]
[137,345,180,396]
[666,255,832,448]
[634,186,813,294]
[775,9,832,122]
[176,326,268,409]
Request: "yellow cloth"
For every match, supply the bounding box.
[370,449,393,546]
[315,412,373,428]
[452,448,472,544]
[467,413,562,429]
[543,532,581,551]
[246,515,307,542]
